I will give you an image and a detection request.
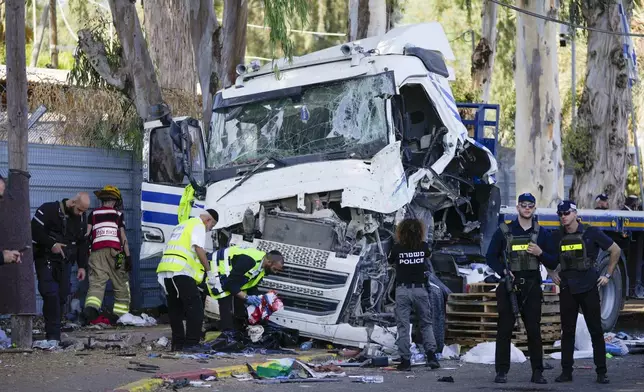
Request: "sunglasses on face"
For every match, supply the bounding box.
[519,203,535,209]
[557,210,573,217]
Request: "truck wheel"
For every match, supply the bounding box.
[597,253,623,332]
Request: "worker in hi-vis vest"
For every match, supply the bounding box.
[206,245,284,332]
[156,209,218,352]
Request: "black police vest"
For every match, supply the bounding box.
[499,221,540,271]
[558,224,591,271]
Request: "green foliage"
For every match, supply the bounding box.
[67,14,123,91]
[263,0,309,61]
[626,164,642,197]
[563,125,594,175]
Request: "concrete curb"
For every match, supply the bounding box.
[110,353,337,392]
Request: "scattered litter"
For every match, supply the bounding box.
[117,313,157,327]
[32,340,60,350]
[462,342,526,364]
[127,361,159,373]
[350,375,384,383]
[90,316,111,326]
[188,381,212,388]
[232,374,254,381]
[437,376,454,383]
[0,328,11,349]
[155,337,169,348]
[442,367,457,370]
[300,340,313,351]
[247,325,264,343]
[441,344,460,359]
[201,375,217,381]
[406,375,416,379]
[573,365,593,369]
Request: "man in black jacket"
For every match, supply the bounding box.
[31,192,90,341]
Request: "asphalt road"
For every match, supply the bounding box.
[194,356,644,392]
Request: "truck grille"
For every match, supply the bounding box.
[255,239,329,269]
[257,289,339,316]
[271,265,349,288]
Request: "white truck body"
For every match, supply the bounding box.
[140,23,501,348]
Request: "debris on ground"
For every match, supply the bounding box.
[155,336,169,348]
[350,375,383,383]
[0,328,11,349]
[117,313,157,327]
[32,340,60,351]
[437,376,454,382]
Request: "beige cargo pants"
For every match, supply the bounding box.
[84,248,131,317]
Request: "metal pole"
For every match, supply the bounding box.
[571,27,576,130]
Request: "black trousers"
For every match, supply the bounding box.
[495,276,543,374]
[164,275,204,347]
[559,285,607,375]
[36,259,72,341]
[218,295,248,332]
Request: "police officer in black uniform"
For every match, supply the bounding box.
[31,192,90,342]
[550,200,621,384]
[486,193,558,384]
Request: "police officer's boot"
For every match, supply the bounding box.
[82,307,99,324]
[494,372,507,383]
[396,358,411,371]
[596,374,610,384]
[531,370,547,384]
[555,372,573,382]
[425,351,440,369]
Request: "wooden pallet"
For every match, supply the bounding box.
[445,283,562,351]
[466,282,560,294]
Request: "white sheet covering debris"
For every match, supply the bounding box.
[117,313,157,327]
[461,342,526,364]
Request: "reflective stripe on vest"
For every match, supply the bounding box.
[156,217,205,284]
[499,221,540,271]
[207,246,266,300]
[559,224,590,271]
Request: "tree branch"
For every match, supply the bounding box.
[78,29,127,90]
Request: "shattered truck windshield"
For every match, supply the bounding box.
[207,72,395,168]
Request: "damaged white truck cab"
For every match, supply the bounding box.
[140,23,502,347]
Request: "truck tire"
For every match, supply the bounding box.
[597,252,623,332]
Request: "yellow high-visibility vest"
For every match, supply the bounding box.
[156,217,205,284]
[207,246,266,300]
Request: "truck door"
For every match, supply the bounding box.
[140,117,206,260]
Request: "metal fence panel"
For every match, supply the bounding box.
[0,141,145,314]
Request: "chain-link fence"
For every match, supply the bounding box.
[0,65,204,314]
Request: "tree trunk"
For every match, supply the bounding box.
[219,0,248,89]
[0,0,36,349]
[570,2,631,209]
[143,0,197,93]
[348,0,388,41]
[30,1,50,68]
[188,0,219,136]
[79,0,164,120]
[49,0,58,68]
[472,0,498,102]
[514,0,563,208]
